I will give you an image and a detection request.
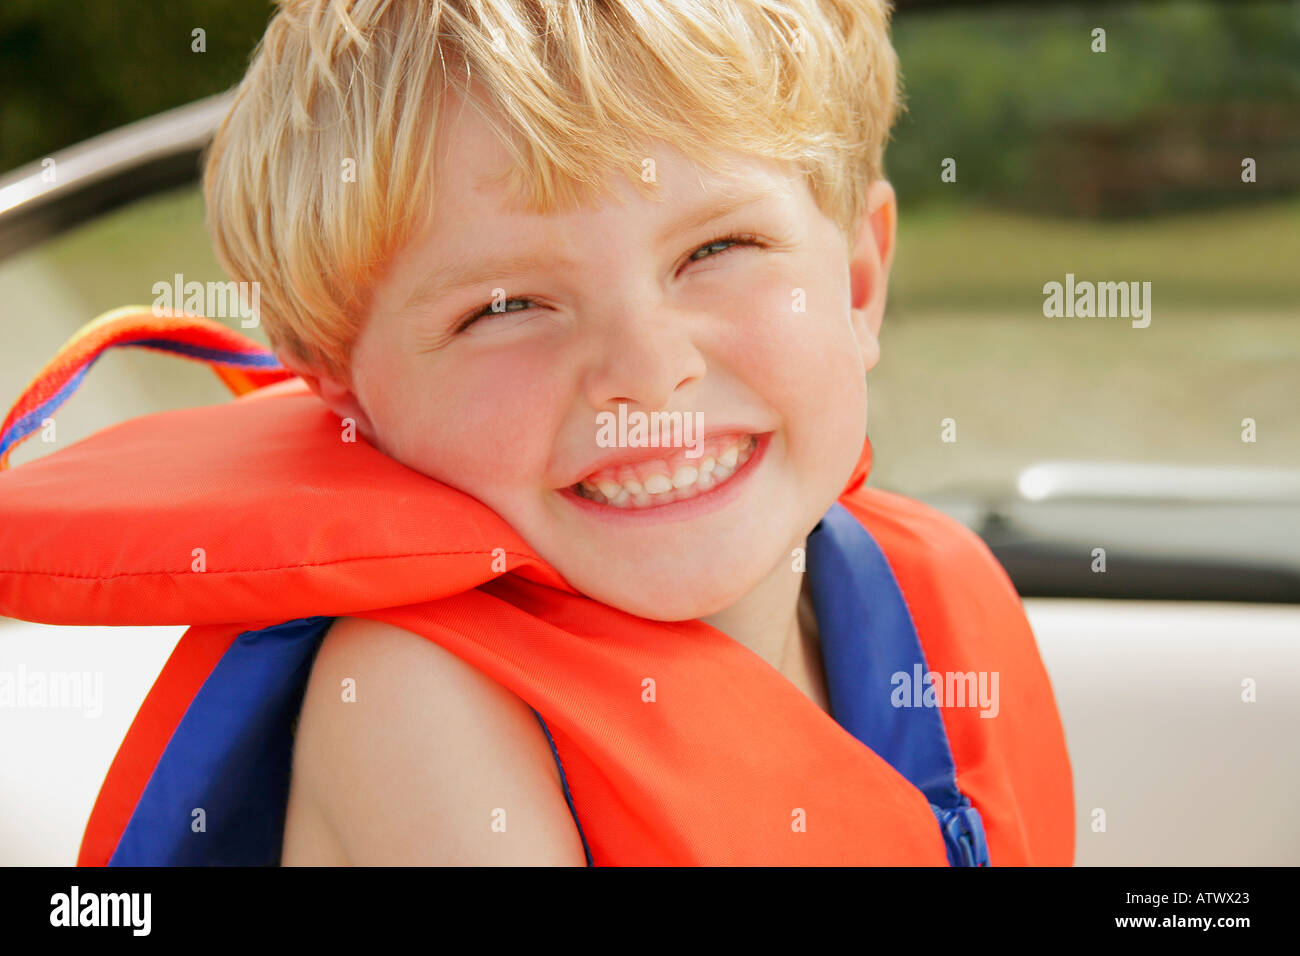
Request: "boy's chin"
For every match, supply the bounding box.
[568,574,749,623]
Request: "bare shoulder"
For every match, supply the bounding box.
[281,615,588,866]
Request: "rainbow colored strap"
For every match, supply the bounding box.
[0,306,295,470]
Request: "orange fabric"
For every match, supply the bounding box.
[0,380,1073,865]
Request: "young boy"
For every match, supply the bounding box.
[191,0,1073,865]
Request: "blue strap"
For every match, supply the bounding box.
[805,502,990,866]
[111,616,334,865]
[935,799,990,868]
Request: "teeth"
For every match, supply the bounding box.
[671,466,698,489]
[643,474,673,495]
[574,433,760,508]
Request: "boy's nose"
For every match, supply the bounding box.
[580,297,707,413]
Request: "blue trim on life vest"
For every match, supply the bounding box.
[532,709,595,867]
[806,502,991,867]
[109,616,334,866]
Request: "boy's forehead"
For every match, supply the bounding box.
[427,83,799,231]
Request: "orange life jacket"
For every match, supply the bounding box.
[0,311,1074,866]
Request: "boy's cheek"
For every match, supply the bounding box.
[722,262,852,361]
[376,367,563,488]
[727,296,859,404]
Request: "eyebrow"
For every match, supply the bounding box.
[399,184,782,316]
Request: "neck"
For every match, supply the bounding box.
[699,538,811,675]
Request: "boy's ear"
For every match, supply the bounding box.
[847,179,897,372]
[274,348,379,442]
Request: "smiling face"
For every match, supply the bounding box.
[294,89,894,622]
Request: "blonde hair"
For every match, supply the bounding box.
[204,0,903,383]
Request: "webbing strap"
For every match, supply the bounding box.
[1,306,293,469]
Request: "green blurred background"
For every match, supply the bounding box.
[1,0,1297,491]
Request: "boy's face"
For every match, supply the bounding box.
[295,90,894,621]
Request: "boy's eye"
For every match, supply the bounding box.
[683,232,762,265]
[453,232,764,334]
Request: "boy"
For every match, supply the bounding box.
[191,0,1070,865]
